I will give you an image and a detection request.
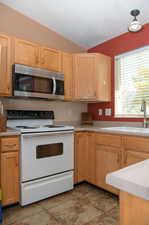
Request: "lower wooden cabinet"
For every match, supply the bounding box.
[74,132,95,184]
[74,131,149,196]
[86,133,95,184]
[0,136,20,206]
[1,152,19,206]
[123,150,149,167]
[95,144,121,194]
[74,132,88,183]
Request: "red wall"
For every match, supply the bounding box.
[88,23,149,122]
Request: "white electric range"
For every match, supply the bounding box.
[7,110,74,206]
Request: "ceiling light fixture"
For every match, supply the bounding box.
[128,9,143,32]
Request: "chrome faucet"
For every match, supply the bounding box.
[141,99,148,128]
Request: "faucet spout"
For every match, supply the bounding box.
[141,99,147,128]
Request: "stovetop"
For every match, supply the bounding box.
[10,124,74,133]
[7,110,74,133]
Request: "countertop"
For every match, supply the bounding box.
[74,125,149,136]
[0,128,21,136]
[106,159,149,200]
[1,124,149,137]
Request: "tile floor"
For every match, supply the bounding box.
[3,183,119,225]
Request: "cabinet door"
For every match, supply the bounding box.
[1,152,19,206]
[95,144,121,194]
[74,132,88,183]
[86,133,95,184]
[14,38,39,67]
[96,54,111,101]
[40,47,62,72]
[62,52,73,100]
[124,151,149,167]
[0,34,12,96]
[73,54,97,100]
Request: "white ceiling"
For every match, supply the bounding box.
[1,0,149,49]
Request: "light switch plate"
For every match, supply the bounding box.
[105,108,112,116]
[98,109,103,116]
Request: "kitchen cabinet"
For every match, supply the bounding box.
[75,131,149,195]
[0,34,12,96]
[86,132,95,184]
[74,132,95,184]
[73,53,111,101]
[62,52,73,100]
[14,38,62,72]
[73,54,97,100]
[123,151,149,167]
[0,33,112,100]
[40,46,62,72]
[95,144,121,194]
[74,132,88,183]
[0,136,20,206]
[14,38,40,67]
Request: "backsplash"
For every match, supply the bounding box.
[0,98,87,123]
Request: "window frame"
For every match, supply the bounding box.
[114,45,149,118]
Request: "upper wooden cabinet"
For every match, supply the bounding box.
[0,34,112,101]
[14,38,40,67]
[40,46,62,72]
[0,34,12,96]
[62,52,73,100]
[73,53,111,101]
[14,38,62,72]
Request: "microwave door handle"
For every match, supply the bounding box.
[52,77,56,94]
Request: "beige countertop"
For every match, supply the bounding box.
[1,123,149,137]
[0,128,21,136]
[74,125,149,137]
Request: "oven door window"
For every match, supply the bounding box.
[14,74,53,94]
[36,143,63,158]
[55,79,64,95]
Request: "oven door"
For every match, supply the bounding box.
[21,131,74,182]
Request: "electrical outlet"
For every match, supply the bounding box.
[98,109,103,116]
[105,108,112,116]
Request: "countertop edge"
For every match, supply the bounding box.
[106,160,149,201]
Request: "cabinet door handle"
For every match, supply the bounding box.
[15,158,18,167]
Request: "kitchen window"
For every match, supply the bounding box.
[115,46,149,118]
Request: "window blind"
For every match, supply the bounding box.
[115,46,149,117]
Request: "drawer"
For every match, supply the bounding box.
[125,136,149,153]
[0,136,19,152]
[95,133,122,147]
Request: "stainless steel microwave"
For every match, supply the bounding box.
[12,64,64,100]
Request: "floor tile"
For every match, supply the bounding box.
[48,198,103,225]
[84,214,118,225]
[3,183,119,225]
[7,210,63,225]
[3,203,43,225]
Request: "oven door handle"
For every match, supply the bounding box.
[22,130,74,137]
[52,77,56,95]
